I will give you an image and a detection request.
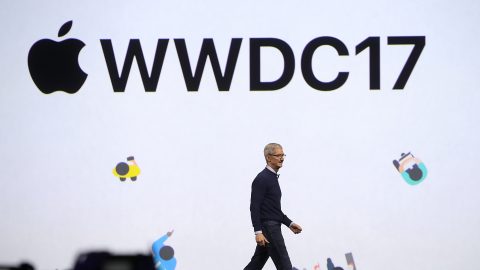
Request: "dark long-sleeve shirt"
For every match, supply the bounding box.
[250,168,292,232]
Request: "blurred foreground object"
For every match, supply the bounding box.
[73,252,155,270]
[0,263,34,270]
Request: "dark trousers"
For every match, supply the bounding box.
[244,221,292,270]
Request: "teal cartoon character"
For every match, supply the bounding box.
[152,230,176,270]
[393,152,427,185]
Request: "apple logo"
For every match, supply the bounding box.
[28,21,87,94]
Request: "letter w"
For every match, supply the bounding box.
[174,38,242,91]
[101,39,168,92]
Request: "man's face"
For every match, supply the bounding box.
[267,147,285,171]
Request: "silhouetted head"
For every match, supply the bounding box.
[160,245,174,260]
[18,263,35,270]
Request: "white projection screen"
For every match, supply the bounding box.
[1,1,479,270]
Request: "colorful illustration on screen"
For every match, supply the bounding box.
[345,252,356,270]
[295,253,356,270]
[326,253,357,270]
[112,156,140,181]
[393,152,427,185]
[152,230,177,270]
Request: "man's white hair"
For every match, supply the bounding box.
[264,143,282,158]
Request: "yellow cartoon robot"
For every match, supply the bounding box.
[113,156,140,181]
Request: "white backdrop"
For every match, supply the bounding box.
[1,1,480,270]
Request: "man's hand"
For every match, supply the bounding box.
[255,233,270,246]
[289,223,302,234]
[167,230,174,237]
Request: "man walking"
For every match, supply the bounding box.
[244,143,302,270]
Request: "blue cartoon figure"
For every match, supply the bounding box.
[393,152,428,185]
[152,230,176,270]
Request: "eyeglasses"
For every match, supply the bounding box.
[270,154,286,158]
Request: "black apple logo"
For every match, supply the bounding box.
[28,21,87,94]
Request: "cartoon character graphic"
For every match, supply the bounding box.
[152,230,176,270]
[113,156,140,181]
[327,258,344,270]
[345,252,356,270]
[393,152,427,185]
[326,253,357,270]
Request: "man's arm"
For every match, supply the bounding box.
[250,176,271,246]
[281,214,293,228]
[281,214,302,234]
[289,223,302,234]
[250,177,266,232]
